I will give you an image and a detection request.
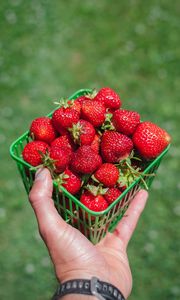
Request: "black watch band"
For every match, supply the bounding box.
[52,277,125,300]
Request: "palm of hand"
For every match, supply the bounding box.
[50,225,131,298]
[29,168,148,299]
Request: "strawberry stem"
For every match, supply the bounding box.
[125,160,154,190]
[68,122,82,144]
[91,174,100,184]
[116,153,155,191]
[101,113,115,131]
[139,176,149,190]
[81,174,92,187]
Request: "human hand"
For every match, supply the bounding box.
[29,168,148,299]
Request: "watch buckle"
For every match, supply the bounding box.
[90,277,106,300]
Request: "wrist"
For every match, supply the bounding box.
[57,270,111,285]
[55,270,127,299]
[53,277,126,300]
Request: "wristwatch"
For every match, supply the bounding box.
[52,276,125,300]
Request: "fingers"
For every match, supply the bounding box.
[113,190,148,249]
[29,168,66,243]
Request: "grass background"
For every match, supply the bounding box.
[0,0,180,299]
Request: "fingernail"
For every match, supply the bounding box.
[35,168,46,180]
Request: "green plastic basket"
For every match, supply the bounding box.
[10,89,170,244]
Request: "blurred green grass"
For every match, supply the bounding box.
[0,0,179,299]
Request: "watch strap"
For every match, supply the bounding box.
[52,277,125,300]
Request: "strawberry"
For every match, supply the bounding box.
[104,188,122,204]
[51,135,74,154]
[75,95,88,104]
[101,131,134,163]
[30,117,57,144]
[52,106,80,133]
[49,145,71,173]
[81,100,106,127]
[80,190,108,212]
[93,163,119,187]
[67,99,81,113]
[94,87,121,110]
[112,109,140,136]
[22,141,50,167]
[58,169,82,195]
[133,121,171,159]
[75,91,96,105]
[67,94,95,115]
[69,119,95,146]
[90,134,101,153]
[71,145,102,174]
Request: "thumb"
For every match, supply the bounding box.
[29,168,65,243]
[29,168,95,277]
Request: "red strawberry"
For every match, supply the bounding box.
[75,95,88,104]
[80,191,108,212]
[53,123,68,135]
[70,119,95,146]
[75,92,95,105]
[59,169,82,195]
[90,134,101,153]
[94,87,121,110]
[104,188,122,204]
[51,135,74,154]
[81,100,106,127]
[52,106,80,133]
[94,163,119,187]
[49,145,71,173]
[112,109,140,136]
[67,99,81,113]
[133,121,171,159]
[101,131,134,163]
[71,145,102,174]
[30,117,57,144]
[22,141,50,167]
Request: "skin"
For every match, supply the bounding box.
[29,168,148,299]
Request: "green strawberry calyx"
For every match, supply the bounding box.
[55,172,70,189]
[116,151,155,190]
[54,98,70,108]
[101,113,115,131]
[30,150,58,179]
[68,122,83,144]
[85,184,108,196]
